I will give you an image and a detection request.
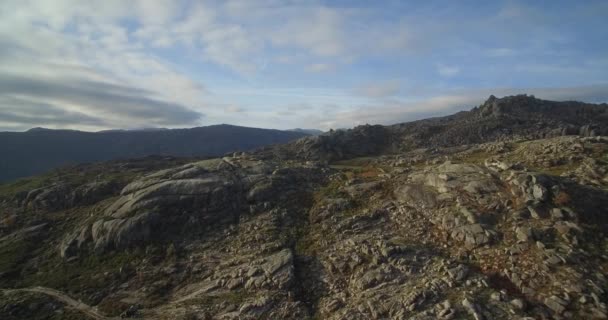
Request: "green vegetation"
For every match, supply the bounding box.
[0,166,138,201]
[331,157,376,167]
[532,163,578,176]
[315,179,347,199]
[0,174,54,199]
[0,238,35,278]
[21,251,142,299]
[0,291,84,320]
[455,149,492,164]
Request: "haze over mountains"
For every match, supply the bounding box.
[0,124,308,182]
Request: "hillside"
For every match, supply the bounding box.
[0,95,607,319]
[0,125,308,182]
[262,94,608,162]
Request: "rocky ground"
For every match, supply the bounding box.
[0,96,607,319]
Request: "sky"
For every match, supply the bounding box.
[1,0,608,132]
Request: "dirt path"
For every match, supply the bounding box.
[1,286,118,320]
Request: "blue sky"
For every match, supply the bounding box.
[0,0,607,131]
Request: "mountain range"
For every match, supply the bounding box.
[0,94,607,320]
[0,124,308,182]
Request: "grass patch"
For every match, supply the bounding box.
[0,238,35,279]
[0,169,138,201]
[21,251,142,298]
[455,149,491,164]
[0,291,84,320]
[315,180,347,200]
[0,175,53,199]
[331,157,376,167]
[530,162,578,177]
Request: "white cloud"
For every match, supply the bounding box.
[0,1,606,132]
[437,64,461,77]
[307,63,334,73]
[0,0,211,131]
[225,105,246,113]
[486,48,518,57]
[355,80,401,98]
[271,7,346,57]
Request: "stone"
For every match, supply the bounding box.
[90,211,159,253]
[515,226,533,243]
[528,206,542,219]
[545,295,567,314]
[532,184,548,201]
[460,207,478,224]
[447,264,469,281]
[462,298,484,320]
[511,298,525,311]
[261,249,293,275]
[451,223,492,248]
[490,292,502,301]
[551,208,564,220]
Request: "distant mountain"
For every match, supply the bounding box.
[97,128,170,133]
[0,124,308,182]
[264,94,608,161]
[288,128,324,135]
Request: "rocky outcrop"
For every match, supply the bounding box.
[264,95,608,162]
[59,158,327,257]
[264,124,392,162]
[12,180,122,211]
[60,161,244,257]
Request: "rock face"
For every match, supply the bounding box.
[60,158,326,258]
[61,211,159,257]
[261,124,392,162]
[2,95,608,320]
[12,180,122,212]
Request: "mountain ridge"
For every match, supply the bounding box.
[261,94,608,162]
[0,124,309,182]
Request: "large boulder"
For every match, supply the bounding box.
[22,183,72,211]
[60,212,158,257]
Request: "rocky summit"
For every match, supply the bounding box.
[1,95,607,320]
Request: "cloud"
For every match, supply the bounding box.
[0,1,606,132]
[355,80,401,98]
[274,103,312,116]
[436,64,461,77]
[270,7,347,57]
[307,63,334,73]
[0,0,210,131]
[486,48,518,57]
[0,72,204,130]
[0,96,107,127]
[225,105,246,113]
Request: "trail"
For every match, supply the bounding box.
[1,286,118,320]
